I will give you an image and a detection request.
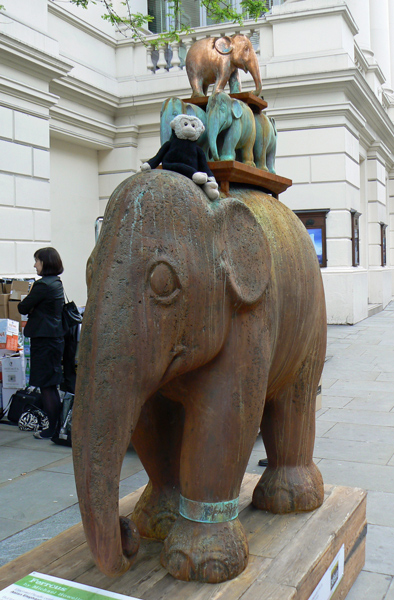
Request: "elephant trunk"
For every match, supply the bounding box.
[73,296,143,576]
[208,116,221,161]
[248,53,262,97]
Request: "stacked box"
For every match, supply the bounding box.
[1,354,26,389]
[0,319,19,353]
[8,281,31,324]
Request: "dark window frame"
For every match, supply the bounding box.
[351,209,361,267]
[294,209,330,268]
[380,222,388,267]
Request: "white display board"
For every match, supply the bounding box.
[0,572,140,600]
[308,544,345,600]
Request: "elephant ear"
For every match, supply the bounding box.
[231,100,243,120]
[215,198,272,306]
[214,36,233,55]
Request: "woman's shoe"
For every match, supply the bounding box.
[33,430,53,439]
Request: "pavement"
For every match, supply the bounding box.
[2,302,394,598]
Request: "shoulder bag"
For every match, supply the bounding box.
[63,291,83,332]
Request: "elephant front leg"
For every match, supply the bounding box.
[160,356,265,583]
[253,341,324,514]
[131,393,184,541]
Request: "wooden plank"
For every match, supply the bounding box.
[207,161,292,196]
[184,93,268,113]
[0,480,366,600]
[260,486,367,600]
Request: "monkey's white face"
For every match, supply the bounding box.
[170,114,205,141]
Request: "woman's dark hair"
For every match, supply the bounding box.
[34,247,64,276]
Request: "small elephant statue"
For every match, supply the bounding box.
[206,91,256,166]
[73,169,326,586]
[186,34,262,97]
[160,97,208,155]
[254,112,277,173]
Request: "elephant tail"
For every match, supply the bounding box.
[269,117,277,136]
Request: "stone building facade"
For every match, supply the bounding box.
[1,0,394,323]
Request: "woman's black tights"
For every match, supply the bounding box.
[40,385,61,437]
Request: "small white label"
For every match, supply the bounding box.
[308,544,344,600]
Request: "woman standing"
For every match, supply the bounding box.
[18,247,65,439]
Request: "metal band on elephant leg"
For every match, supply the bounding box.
[179,495,238,523]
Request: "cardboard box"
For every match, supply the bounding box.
[0,319,19,352]
[8,300,22,324]
[0,294,9,319]
[8,282,31,324]
[2,282,12,294]
[1,385,16,416]
[1,354,26,389]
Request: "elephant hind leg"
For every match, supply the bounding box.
[131,393,184,540]
[253,345,324,514]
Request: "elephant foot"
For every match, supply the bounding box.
[243,161,256,168]
[252,463,324,514]
[161,515,248,583]
[132,480,179,541]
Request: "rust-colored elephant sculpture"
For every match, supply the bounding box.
[73,170,326,585]
[185,34,262,97]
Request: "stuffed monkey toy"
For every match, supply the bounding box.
[141,114,220,201]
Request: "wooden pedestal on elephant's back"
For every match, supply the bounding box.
[0,474,366,600]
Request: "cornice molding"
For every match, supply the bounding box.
[0,75,59,112]
[50,77,119,112]
[0,30,73,81]
[268,0,358,36]
[48,1,117,48]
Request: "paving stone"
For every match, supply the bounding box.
[0,446,73,484]
[321,395,353,408]
[328,380,394,395]
[313,437,394,465]
[317,459,394,493]
[384,578,394,600]
[344,397,394,412]
[367,492,394,527]
[364,524,394,576]
[0,470,77,523]
[345,571,391,600]
[318,408,394,427]
[315,419,336,437]
[322,422,394,445]
[321,377,337,389]
[0,517,35,543]
[323,370,378,382]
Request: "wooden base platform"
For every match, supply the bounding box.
[208,161,292,197]
[185,92,268,113]
[0,474,366,600]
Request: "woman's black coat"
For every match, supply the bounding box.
[18,276,64,338]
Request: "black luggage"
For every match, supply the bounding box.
[7,387,43,423]
[51,392,73,447]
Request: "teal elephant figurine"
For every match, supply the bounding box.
[160,97,208,153]
[73,169,326,585]
[254,112,277,173]
[206,91,256,166]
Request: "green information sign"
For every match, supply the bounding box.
[0,573,140,600]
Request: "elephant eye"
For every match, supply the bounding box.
[149,262,180,302]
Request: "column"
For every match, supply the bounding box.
[346,0,372,55]
[369,0,392,90]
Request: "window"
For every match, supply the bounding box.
[294,209,330,268]
[380,222,388,267]
[351,210,361,267]
[147,0,269,33]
